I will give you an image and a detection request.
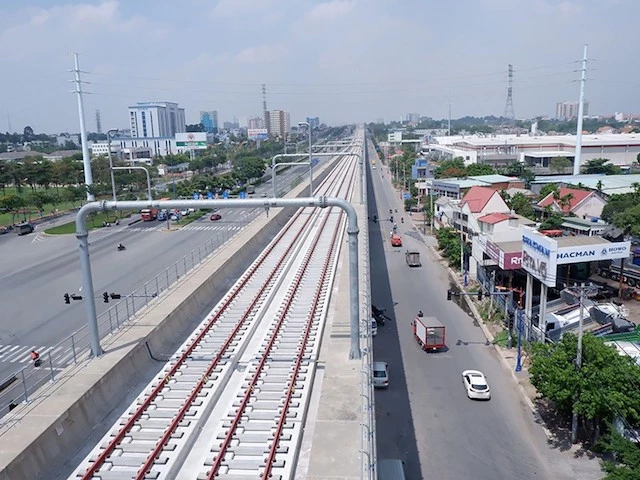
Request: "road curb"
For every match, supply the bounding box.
[409,221,555,440]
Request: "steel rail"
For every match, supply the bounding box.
[134,158,354,477]
[80,210,308,479]
[81,153,354,479]
[263,209,342,478]
[206,195,337,479]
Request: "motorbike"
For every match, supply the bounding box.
[401,217,404,223]
[372,305,390,326]
[117,243,126,251]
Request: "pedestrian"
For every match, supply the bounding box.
[418,310,424,317]
[31,350,41,367]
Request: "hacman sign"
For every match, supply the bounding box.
[555,242,630,265]
[522,231,557,287]
[521,228,631,287]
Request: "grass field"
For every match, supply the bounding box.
[0,186,85,227]
[45,212,128,235]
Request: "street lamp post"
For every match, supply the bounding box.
[107,129,118,202]
[112,166,153,201]
[298,122,312,195]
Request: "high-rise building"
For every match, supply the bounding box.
[555,101,589,121]
[265,110,290,137]
[128,102,185,138]
[247,116,265,129]
[200,111,218,133]
[306,117,320,129]
[405,113,420,124]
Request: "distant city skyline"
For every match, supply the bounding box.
[1,1,640,133]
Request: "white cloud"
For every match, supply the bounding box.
[235,44,287,64]
[0,1,167,61]
[304,0,356,22]
[211,0,276,18]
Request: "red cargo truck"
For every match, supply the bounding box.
[140,208,158,221]
[413,315,445,351]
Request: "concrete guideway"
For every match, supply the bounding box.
[70,149,359,479]
[0,137,374,480]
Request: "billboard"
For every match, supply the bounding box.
[176,132,207,149]
[522,230,558,287]
[248,128,268,140]
[556,241,631,265]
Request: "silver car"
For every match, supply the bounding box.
[373,361,389,388]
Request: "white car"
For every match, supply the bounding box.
[180,209,189,217]
[371,317,378,337]
[462,370,491,400]
[373,361,389,388]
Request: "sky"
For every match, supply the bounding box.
[1,0,639,134]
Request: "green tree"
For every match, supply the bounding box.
[613,205,640,237]
[434,157,466,179]
[601,188,640,223]
[539,213,564,230]
[597,432,640,479]
[466,163,496,176]
[530,333,640,442]
[549,156,573,173]
[539,183,559,199]
[25,191,51,215]
[582,158,621,175]
[435,227,462,268]
[509,192,535,219]
[0,194,26,223]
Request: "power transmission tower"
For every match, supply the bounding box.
[504,64,515,121]
[95,109,102,134]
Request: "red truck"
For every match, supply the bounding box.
[140,208,158,221]
[413,315,445,351]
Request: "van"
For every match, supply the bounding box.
[378,459,406,480]
[16,223,34,235]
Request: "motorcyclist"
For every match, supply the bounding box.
[401,217,404,223]
[117,243,126,251]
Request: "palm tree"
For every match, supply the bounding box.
[596,179,603,193]
[559,193,574,213]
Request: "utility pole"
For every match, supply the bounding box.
[571,282,598,443]
[573,44,588,176]
[72,53,94,201]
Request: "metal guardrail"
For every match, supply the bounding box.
[0,225,238,422]
[359,144,376,480]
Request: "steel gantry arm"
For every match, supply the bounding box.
[75,196,362,360]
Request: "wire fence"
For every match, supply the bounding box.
[0,228,237,421]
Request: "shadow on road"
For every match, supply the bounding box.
[367,165,422,478]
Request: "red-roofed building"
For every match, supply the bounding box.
[453,187,511,277]
[537,187,606,219]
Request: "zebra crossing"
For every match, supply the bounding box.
[0,344,74,365]
[91,223,247,235]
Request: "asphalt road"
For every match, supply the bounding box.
[368,161,587,480]
[0,164,310,380]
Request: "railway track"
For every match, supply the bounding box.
[72,147,360,480]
